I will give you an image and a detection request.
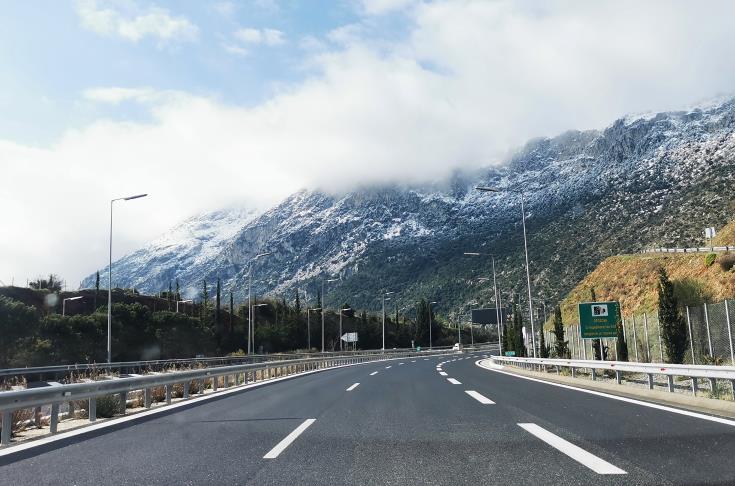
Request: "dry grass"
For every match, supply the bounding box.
[713,219,735,246]
[546,253,735,330]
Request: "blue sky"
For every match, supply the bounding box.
[0,1,402,144]
[2,0,735,287]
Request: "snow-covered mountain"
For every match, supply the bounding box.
[83,98,735,313]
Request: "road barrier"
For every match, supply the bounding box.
[0,347,482,447]
[491,355,735,401]
[642,246,732,254]
[0,346,460,383]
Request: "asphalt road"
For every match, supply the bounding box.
[2,351,735,485]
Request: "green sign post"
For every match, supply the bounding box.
[578,301,620,339]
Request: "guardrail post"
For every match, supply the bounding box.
[647,374,654,390]
[213,377,218,392]
[89,397,97,421]
[731,380,735,401]
[571,367,577,378]
[615,370,621,384]
[183,382,189,399]
[165,384,172,404]
[691,377,698,396]
[591,368,597,381]
[144,388,152,408]
[1,410,11,445]
[50,403,60,433]
[667,375,674,393]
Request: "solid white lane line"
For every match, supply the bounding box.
[346,383,360,391]
[465,390,495,404]
[369,371,378,376]
[399,363,405,365]
[447,378,461,385]
[475,359,735,428]
[264,419,316,459]
[411,360,416,363]
[385,366,392,369]
[518,423,626,475]
[439,372,448,376]
[423,358,429,360]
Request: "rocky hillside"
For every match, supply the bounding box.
[83,98,735,317]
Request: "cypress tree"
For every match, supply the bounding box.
[201,280,209,325]
[615,312,628,361]
[216,278,221,328]
[94,271,100,311]
[168,281,172,311]
[552,306,568,358]
[658,268,688,363]
[175,279,181,301]
[539,327,548,358]
[229,290,234,335]
[590,287,603,360]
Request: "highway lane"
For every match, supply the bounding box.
[441,355,735,485]
[1,351,733,484]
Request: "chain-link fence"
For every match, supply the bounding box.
[547,299,734,365]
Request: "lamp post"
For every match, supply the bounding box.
[428,301,437,350]
[322,278,339,352]
[62,296,82,316]
[176,299,193,313]
[467,302,479,347]
[251,303,268,354]
[381,291,394,351]
[247,252,271,354]
[464,252,503,355]
[108,193,148,363]
[476,186,536,357]
[339,307,352,351]
[307,307,321,351]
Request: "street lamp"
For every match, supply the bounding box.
[251,303,268,354]
[464,252,503,355]
[381,291,395,351]
[476,186,537,357]
[247,252,271,354]
[428,301,437,350]
[62,296,82,316]
[108,193,148,363]
[322,277,339,353]
[176,299,193,313]
[307,307,322,351]
[339,307,352,351]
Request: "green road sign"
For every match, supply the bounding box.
[579,301,620,339]
[505,351,516,356]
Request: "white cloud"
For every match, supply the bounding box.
[233,27,285,46]
[4,0,735,287]
[75,0,198,44]
[360,0,417,15]
[222,43,249,56]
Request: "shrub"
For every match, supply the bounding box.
[705,253,716,266]
[96,394,124,418]
[719,254,735,272]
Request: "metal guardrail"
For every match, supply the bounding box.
[491,355,735,399]
[642,246,733,254]
[0,346,458,381]
[0,348,462,447]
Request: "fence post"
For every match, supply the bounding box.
[656,312,664,363]
[686,306,695,364]
[643,313,651,362]
[632,316,639,362]
[50,403,60,434]
[725,300,734,366]
[1,410,11,445]
[704,302,713,357]
[581,326,587,360]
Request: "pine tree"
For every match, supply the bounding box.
[552,306,569,358]
[295,289,301,317]
[658,268,688,363]
[167,281,172,311]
